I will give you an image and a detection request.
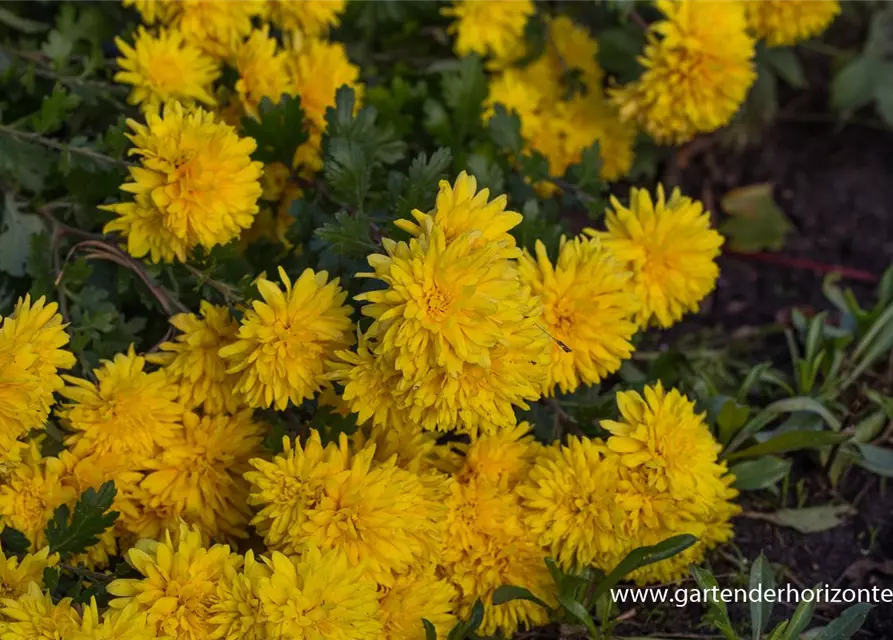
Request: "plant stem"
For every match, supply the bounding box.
[0,124,131,168]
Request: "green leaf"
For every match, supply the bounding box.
[875,70,893,128]
[730,456,791,491]
[45,481,119,559]
[314,210,379,258]
[0,526,31,554]
[854,443,893,477]
[0,192,45,277]
[465,154,504,195]
[240,94,307,166]
[750,554,775,640]
[727,430,849,460]
[42,566,60,592]
[830,55,879,112]
[395,148,452,219]
[764,48,807,88]
[720,183,792,253]
[592,534,698,604]
[597,26,646,84]
[555,593,599,639]
[492,585,549,609]
[0,7,49,33]
[442,55,488,143]
[0,134,53,192]
[756,504,855,534]
[31,83,81,134]
[812,603,873,640]
[488,103,523,155]
[465,598,484,633]
[690,565,738,640]
[422,619,437,640]
[724,396,842,456]
[865,7,893,59]
[779,585,820,640]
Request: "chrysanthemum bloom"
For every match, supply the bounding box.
[147,302,241,414]
[519,236,639,395]
[246,431,447,586]
[0,295,74,451]
[114,28,219,115]
[443,0,535,66]
[267,0,346,36]
[357,227,527,378]
[105,102,263,258]
[170,0,264,59]
[745,0,840,47]
[0,546,58,599]
[123,0,179,24]
[350,422,442,475]
[0,444,75,549]
[102,194,190,264]
[72,598,157,640]
[0,582,81,639]
[601,384,731,542]
[446,422,541,489]
[59,347,185,466]
[442,477,553,636]
[378,570,458,640]
[210,550,270,640]
[108,523,238,638]
[141,411,266,541]
[394,172,522,250]
[234,28,292,120]
[587,186,723,329]
[258,548,382,639]
[112,479,181,547]
[611,0,755,144]
[517,437,626,570]
[220,267,353,410]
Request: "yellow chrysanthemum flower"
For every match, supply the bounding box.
[357,226,526,377]
[447,422,540,489]
[586,186,724,329]
[123,0,179,25]
[0,582,81,640]
[745,0,841,47]
[59,347,185,466]
[0,295,74,452]
[611,0,756,144]
[104,102,263,259]
[443,0,535,66]
[267,0,346,36]
[378,570,458,640]
[258,548,382,639]
[0,546,58,599]
[219,267,353,410]
[519,236,639,395]
[171,0,264,59]
[349,422,441,476]
[210,550,270,640]
[0,444,75,550]
[101,194,190,264]
[245,431,446,586]
[72,598,157,640]
[147,302,241,415]
[234,27,291,120]
[107,523,238,638]
[518,437,626,570]
[141,411,266,542]
[394,172,522,249]
[114,27,219,115]
[442,477,553,636]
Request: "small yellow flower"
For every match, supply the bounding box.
[171,0,265,59]
[519,236,639,395]
[107,523,238,638]
[234,27,292,120]
[219,267,353,410]
[123,0,179,25]
[114,27,220,115]
[0,582,81,640]
[0,444,76,550]
[745,0,841,47]
[105,102,263,259]
[587,186,724,329]
[443,0,535,65]
[147,302,241,415]
[210,549,270,640]
[267,0,347,36]
[59,347,185,467]
[72,598,158,640]
[611,0,756,144]
[378,570,458,640]
[257,547,382,639]
[141,411,266,542]
[0,545,59,599]
[449,422,541,489]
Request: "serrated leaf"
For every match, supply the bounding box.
[314,210,379,257]
[32,83,81,134]
[720,183,792,253]
[241,94,307,166]
[0,193,45,277]
[488,103,523,155]
[442,54,487,142]
[597,26,646,83]
[45,481,119,559]
[395,148,452,219]
[0,134,52,192]
[465,153,503,194]
[0,527,31,554]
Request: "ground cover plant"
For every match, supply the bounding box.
[0,1,892,639]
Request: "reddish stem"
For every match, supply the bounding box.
[726,250,879,283]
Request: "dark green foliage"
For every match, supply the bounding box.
[241,95,309,166]
[45,481,119,559]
